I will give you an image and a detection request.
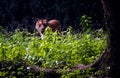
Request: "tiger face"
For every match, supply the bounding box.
[35,19,48,36]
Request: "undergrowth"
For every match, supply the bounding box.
[0,15,107,77]
[0,26,106,77]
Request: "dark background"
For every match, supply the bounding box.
[0,0,105,32]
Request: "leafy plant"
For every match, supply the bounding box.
[0,15,106,77]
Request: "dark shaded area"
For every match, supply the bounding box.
[0,60,62,78]
[0,0,105,32]
[90,0,120,78]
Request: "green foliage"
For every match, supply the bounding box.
[80,15,92,33]
[0,25,106,77]
[60,68,94,78]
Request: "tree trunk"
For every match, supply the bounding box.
[91,0,120,77]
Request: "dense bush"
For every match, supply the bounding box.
[0,25,106,77]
